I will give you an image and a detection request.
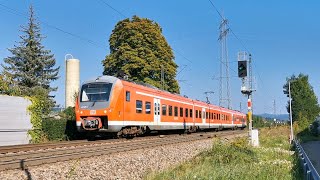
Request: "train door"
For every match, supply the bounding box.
[202,108,206,124]
[232,114,234,125]
[154,98,161,125]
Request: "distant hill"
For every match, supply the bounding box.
[257,113,289,121]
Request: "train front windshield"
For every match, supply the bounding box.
[80,83,112,102]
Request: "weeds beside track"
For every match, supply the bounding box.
[146,126,303,180]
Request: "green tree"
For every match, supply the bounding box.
[283,74,320,130]
[1,5,59,96]
[102,16,180,93]
[0,72,20,95]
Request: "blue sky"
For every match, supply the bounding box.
[1,0,320,115]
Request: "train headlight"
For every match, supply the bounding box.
[80,111,83,114]
[104,110,107,114]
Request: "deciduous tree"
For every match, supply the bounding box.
[283,74,320,129]
[102,16,180,93]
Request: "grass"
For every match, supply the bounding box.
[145,126,302,180]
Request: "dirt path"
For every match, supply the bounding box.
[302,141,320,173]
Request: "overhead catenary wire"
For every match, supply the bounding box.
[0,3,106,49]
[96,0,241,80]
[95,0,197,77]
[97,0,126,18]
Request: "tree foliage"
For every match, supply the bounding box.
[283,74,320,130]
[28,87,53,143]
[102,16,180,93]
[1,5,59,97]
[252,115,272,128]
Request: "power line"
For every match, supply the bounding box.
[207,0,268,95]
[208,0,250,53]
[97,0,126,18]
[0,3,106,49]
[95,0,197,76]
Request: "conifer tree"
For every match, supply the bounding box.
[1,5,59,96]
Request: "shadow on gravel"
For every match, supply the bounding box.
[20,160,32,180]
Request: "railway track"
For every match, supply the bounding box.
[0,130,245,171]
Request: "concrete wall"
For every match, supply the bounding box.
[0,95,32,146]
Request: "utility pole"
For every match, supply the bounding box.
[273,100,276,115]
[289,82,294,143]
[218,18,231,109]
[273,99,277,121]
[161,65,164,90]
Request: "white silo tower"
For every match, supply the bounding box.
[65,54,80,108]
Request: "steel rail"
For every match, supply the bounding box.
[0,130,245,171]
[0,130,240,154]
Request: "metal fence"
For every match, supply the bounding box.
[295,139,320,180]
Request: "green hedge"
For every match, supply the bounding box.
[42,119,85,141]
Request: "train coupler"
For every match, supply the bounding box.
[81,117,102,130]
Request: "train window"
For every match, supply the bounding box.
[162,104,167,116]
[174,106,178,117]
[185,108,188,117]
[180,107,183,117]
[136,100,142,113]
[169,105,173,116]
[206,112,208,119]
[211,113,213,120]
[145,102,151,114]
[196,110,198,118]
[199,111,202,118]
[126,91,130,102]
[190,109,193,118]
[218,114,220,120]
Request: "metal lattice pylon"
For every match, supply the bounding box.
[218,18,231,109]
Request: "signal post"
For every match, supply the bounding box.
[238,52,257,146]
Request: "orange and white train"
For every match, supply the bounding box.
[75,76,246,137]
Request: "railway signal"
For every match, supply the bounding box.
[238,52,258,146]
[238,61,247,78]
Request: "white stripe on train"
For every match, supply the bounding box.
[136,91,243,115]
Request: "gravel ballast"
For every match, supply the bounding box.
[0,133,245,180]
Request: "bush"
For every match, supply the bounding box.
[42,119,68,141]
[42,118,85,141]
[59,106,76,121]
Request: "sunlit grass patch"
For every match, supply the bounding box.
[145,126,302,180]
